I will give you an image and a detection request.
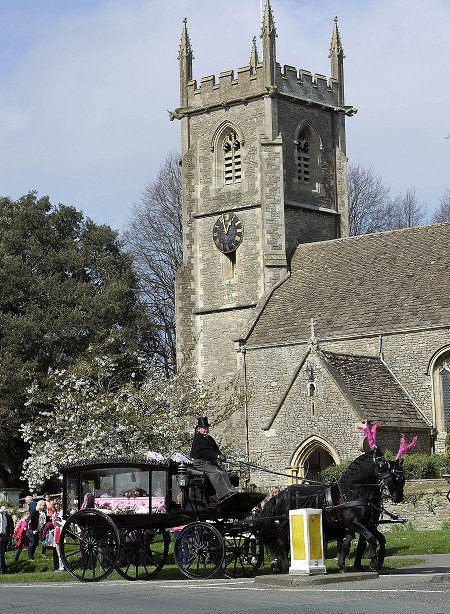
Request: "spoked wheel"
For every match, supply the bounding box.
[174,522,224,579]
[115,528,170,580]
[60,509,120,582]
[222,527,264,578]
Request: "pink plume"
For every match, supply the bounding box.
[356,420,379,450]
[395,434,417,460]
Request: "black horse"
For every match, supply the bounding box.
[255,448,405,574]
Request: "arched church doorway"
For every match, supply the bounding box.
[289,436,339,483]
[428,345,450,452]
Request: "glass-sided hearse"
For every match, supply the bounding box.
[59,457,265,582]
[62,457,185,519]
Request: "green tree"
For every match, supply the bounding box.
[0,193,155,486]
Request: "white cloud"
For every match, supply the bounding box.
[0,0,449,229]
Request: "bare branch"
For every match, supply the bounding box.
[123,152,182,375]
[386,188,427,229]
[431,188,450,223]
[348,164,390,236]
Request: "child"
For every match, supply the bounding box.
[13,512,32,562]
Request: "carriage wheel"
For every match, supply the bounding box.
[115,528,170,580]
[222,527,264,578]
[60,509,120,582]
[174,522,224,579]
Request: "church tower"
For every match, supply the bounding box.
[173,2,355,380]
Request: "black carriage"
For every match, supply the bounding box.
[58,457,266,582]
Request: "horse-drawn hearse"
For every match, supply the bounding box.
[58,455,266,582]
[58,423,417,581]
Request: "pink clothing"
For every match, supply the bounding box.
[171,525,186,532]
[13,520,29,549]
[53,512,62,545]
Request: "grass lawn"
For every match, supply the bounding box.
[385,528,450,555]
[1,528,449,584]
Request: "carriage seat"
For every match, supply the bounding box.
[186,466,206,486]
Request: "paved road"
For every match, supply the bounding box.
[0,556,449,614]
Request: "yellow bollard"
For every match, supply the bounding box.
[289,508,326,575]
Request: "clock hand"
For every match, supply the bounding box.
[219,214,228,234]
[223,214,234,234]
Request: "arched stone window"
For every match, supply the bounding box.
[295,123,321,192]
[211,122,244,188]
[222,129,242,185]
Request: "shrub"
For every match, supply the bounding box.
[400,453,448,480]
[320,453,449,482]
[320,459,351,482]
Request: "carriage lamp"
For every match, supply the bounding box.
[177,462,188,487]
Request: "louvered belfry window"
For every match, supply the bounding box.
[297,128,310,183]
[223,131,241,185]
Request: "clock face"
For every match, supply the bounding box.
[212,213,244,253]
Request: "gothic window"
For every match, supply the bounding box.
[222,131,242,185]
[297,129,311,183]
[295,124,320,191]
[439,357,450,427]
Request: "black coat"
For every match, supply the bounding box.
[190,432,221,463]
[0,512,13,538]
[29,510,39,531]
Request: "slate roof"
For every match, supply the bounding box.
[320,351,429,430]
[247,223,450,345]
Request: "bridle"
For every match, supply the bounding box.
[347,452,402,500]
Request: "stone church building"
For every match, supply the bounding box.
[173,1,449,482]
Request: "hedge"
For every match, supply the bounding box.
[320,453,450,482]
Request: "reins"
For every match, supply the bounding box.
[228,457,324,485]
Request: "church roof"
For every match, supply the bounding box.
[247,223,450,345]
[320,351,429,430]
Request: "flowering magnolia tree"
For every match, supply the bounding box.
[21,355,245,491]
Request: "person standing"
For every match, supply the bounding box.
[43,493,53,518]
[25,495,37,514]
[13,511,31,563]
[31,500,47,559]
[190,417,237,501]
[0,507,13,574]
[52,500,65,572]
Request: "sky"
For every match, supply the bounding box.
[1,0,449,233]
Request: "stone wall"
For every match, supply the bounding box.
[383,480,450,531]
[243,324,450,474]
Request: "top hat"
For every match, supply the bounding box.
[196,417,210,428]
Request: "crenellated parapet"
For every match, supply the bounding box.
[173,4,355,119]
[176,60,343,117]
[184,62,266,111]
[278,64,340,107]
